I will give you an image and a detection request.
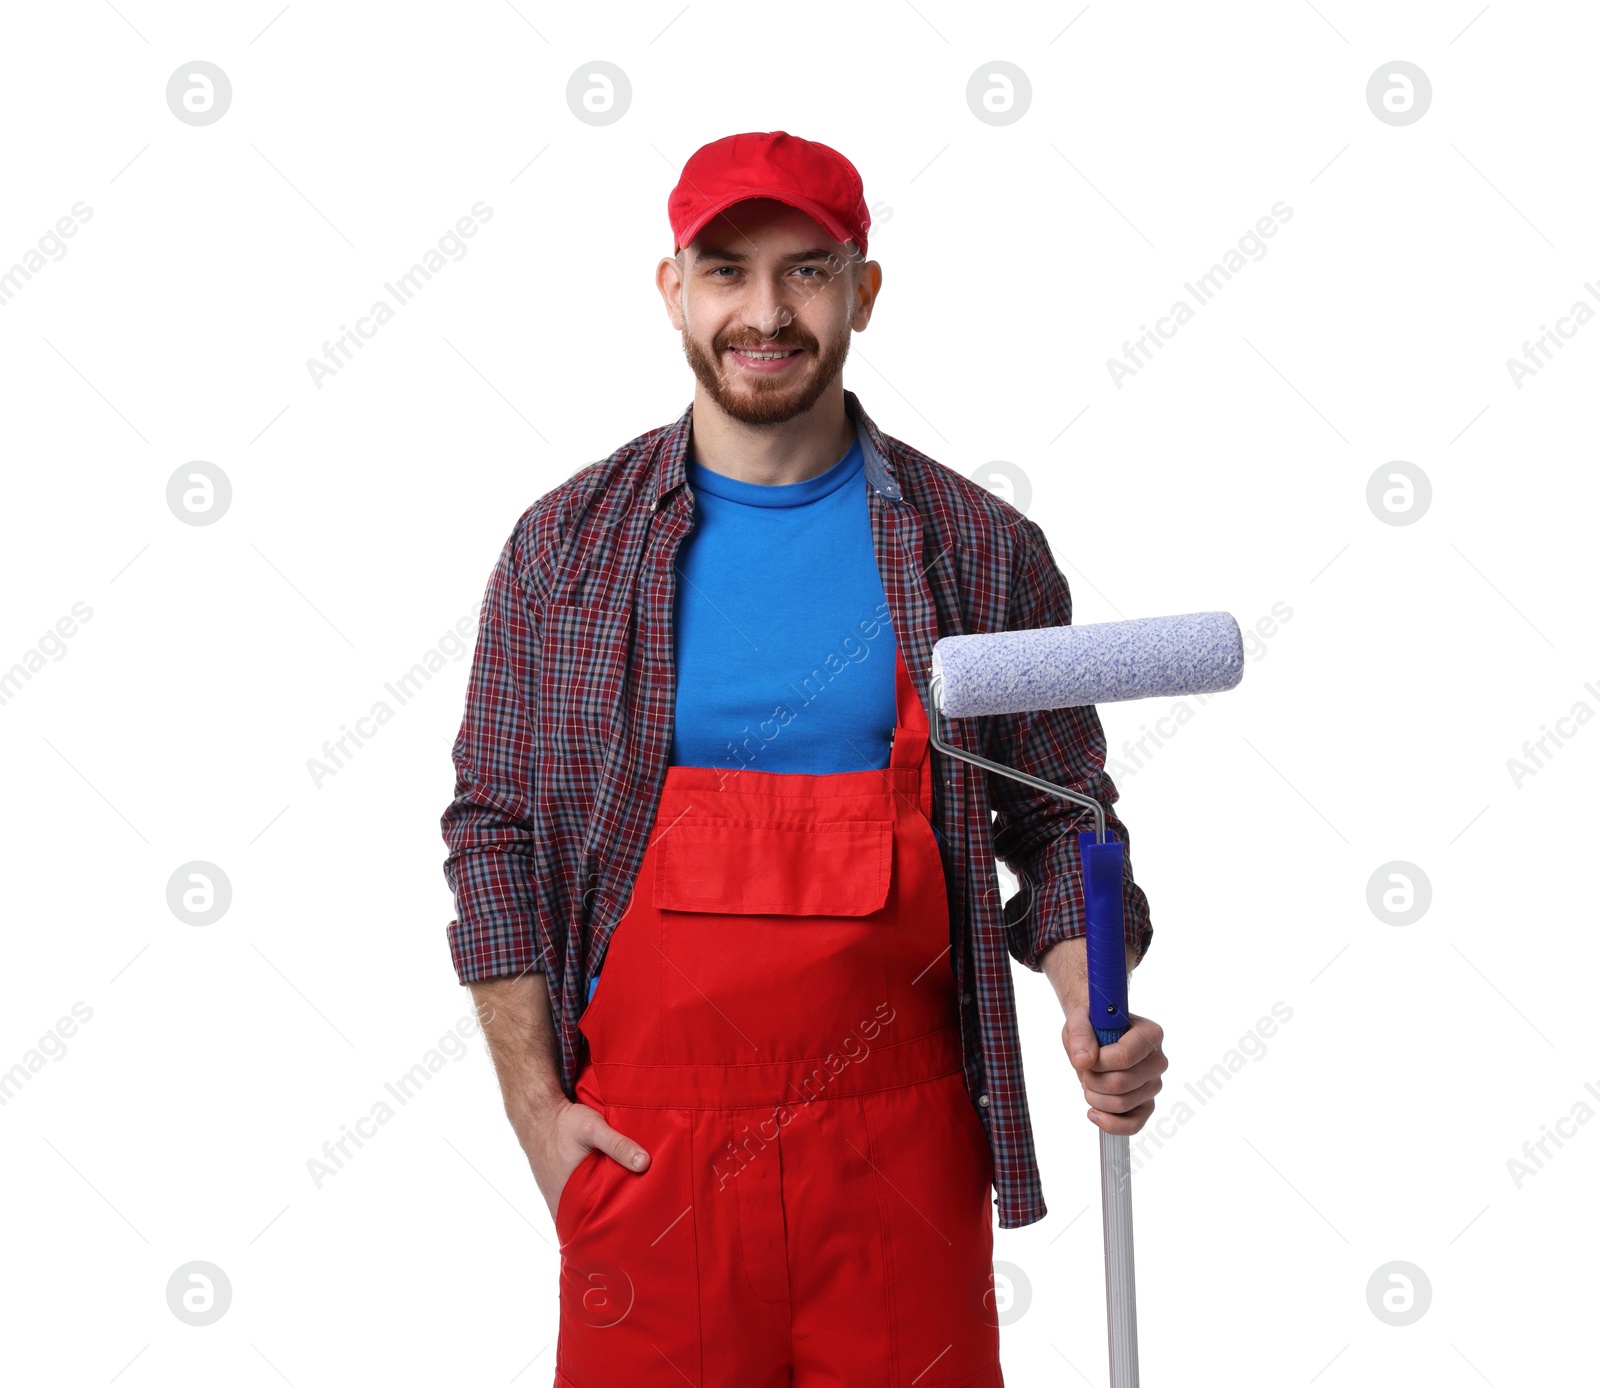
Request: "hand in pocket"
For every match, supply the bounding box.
[516,1097,652,1223]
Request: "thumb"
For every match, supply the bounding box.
[594,1116,651,1173]
[1064,1006,1099,1073]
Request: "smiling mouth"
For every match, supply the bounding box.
[726,345,804,362]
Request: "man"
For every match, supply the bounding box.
[442,130,1168,1387]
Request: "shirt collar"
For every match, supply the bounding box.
[651,388,903,509]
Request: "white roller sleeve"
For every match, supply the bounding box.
[930,611,1244,718]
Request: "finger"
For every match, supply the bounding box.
[1089,1015,1164,1072]
[594,1118,651,1172]
[1087,1098,1156,1135]
[1093,1026,1158,1071]
[1062,1009,1099,1073]
[1084,1076,1164,1113]
[1083,1050,1168,1094]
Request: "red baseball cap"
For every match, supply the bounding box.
[668,130,870,262]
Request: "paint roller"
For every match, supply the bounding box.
[926,611,1246,1388]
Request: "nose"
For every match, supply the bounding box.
[739,276,795,339]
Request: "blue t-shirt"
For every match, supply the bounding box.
[586,435,897,1006]
[668,435,897,772]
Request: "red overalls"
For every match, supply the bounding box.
[554,646,1003,1388]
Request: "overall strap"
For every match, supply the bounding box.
[889,644,934,818]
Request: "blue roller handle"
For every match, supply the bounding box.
[1079,831,1131,1046]
[1079,829,1141,1386]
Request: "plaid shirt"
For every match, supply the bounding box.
[441,389,1152,1229]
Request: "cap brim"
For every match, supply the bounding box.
[676,189,856,255]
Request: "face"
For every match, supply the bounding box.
[660,199,878,426]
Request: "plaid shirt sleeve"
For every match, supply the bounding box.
[987,518,1154,971]
[441,516,554,982]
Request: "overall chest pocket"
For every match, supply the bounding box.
[653,817,893,917]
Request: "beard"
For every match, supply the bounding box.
[680,316,852,426]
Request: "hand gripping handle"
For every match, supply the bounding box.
[1078,831,1130,1046]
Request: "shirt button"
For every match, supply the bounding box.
[977,1093,990,1108]
[962,992,973,1005]
[649,498,658,511]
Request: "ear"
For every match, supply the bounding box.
[657,253,687,330]
[850,259,883,332]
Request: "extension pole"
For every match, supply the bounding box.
[1099,1128,1139,1386]
[1080,829,1140,1388]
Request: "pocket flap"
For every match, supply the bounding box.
[654,818,892,917]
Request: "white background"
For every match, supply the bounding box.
[2,2,1595,1384]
